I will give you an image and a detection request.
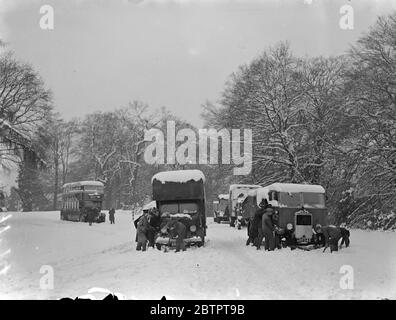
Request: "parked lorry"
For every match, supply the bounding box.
[152,169,206,249]
[252,183,328,246]
[228,184,261,227]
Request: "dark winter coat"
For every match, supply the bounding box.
[147,214,161,246]
[339,227,350,248]
[136,216,149,243]
[262,213,275,233]
[166,220,187,251]
[321,226,350,251]
[249,207,264,239]
[149,214,161,230]
[259,212,275,250]
[87,209,96,223]
[167,220,186,238]
[321,225,341,246]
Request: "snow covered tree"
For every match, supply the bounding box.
[341,14,396,228]
[0,51,53,211]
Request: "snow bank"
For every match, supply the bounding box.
[1,211,395,299]
[151,170,205,184]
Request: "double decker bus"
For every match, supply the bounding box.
[60,181,106,223]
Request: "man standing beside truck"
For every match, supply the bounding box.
[259,207,275,251]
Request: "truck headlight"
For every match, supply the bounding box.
[190,225,197,232]
[287,223,293,231]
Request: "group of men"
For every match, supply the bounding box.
[246,199,351,252]
[134,209,188,252]
[246,199,277,250]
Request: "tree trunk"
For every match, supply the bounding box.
[53,152,59,210]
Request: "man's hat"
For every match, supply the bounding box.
[259,198,268,207]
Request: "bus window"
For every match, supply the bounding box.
[84,185,104,193]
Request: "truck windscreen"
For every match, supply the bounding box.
[280,192,301,207]
[279,192,325,208]
[302,193,325,208]
[160,202,198,214]
[296,215,312,225]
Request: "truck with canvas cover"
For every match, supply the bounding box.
[256,183,328,246]
[213,194,230,223]
[152,170,206,248]
[228,184,261,227]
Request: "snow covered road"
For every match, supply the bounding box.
[1,211,395,299]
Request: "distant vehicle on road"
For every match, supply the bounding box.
[213,194,230,223]
[60,181,105,223]
[228,184,261,227]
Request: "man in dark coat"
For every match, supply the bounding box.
[136,215,149,251]
[272,211,282,250]
[147,209,161,248]
[339,227,350,249]
[224,205,230,218]
[87,208,95,226]
[316,225,350,253]
[258,207,275,251]
[246,201,266,247]
[109,208,115,224]
[166,219,187,252]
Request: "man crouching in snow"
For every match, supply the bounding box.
[166,220,187,252]
[316,225,350,253]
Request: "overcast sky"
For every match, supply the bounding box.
[1,0,395,127]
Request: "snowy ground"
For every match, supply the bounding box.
[0,210,395,300]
